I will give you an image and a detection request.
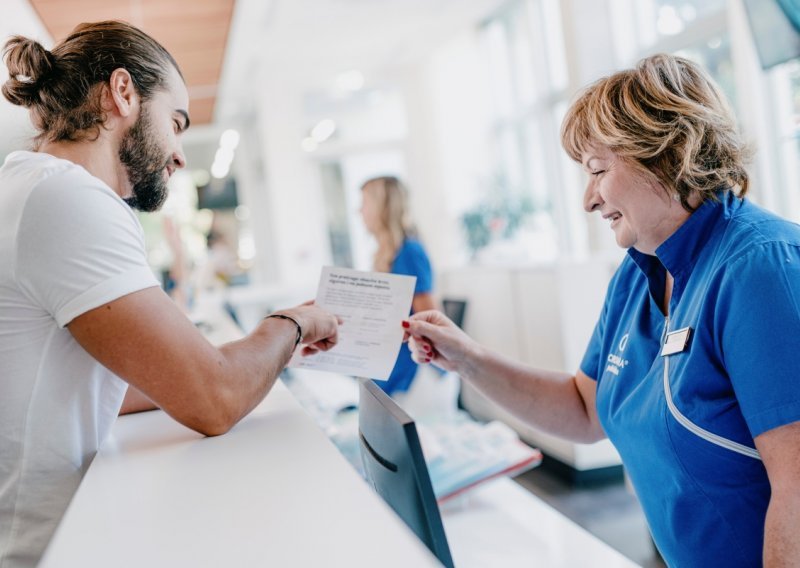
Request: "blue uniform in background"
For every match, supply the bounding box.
[379,239,433,395]
[581,191,800,567]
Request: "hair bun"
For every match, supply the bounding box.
[2,35,55,107]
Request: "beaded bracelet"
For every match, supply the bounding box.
[265,314,303,348]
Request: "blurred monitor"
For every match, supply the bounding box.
[197,176,239,210]
[442,299,467,329]
[743,0,800,69]
[358,379,454,568]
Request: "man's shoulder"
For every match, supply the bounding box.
[3,150,77,185]
[9,155,132,223]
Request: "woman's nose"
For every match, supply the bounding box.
[583,180,602,213]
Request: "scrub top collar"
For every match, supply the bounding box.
[627,189,739,308]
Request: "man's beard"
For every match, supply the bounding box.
[119,106,170,212]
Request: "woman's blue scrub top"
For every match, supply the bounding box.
[582,192,800,567]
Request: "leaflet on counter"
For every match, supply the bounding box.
[288,266,416,380]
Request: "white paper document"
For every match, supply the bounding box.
[289,266,416,380]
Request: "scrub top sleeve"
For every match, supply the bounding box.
[394,241,433,295]
[718,242,800,438]
[579,295,610,381]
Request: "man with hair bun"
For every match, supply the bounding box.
[0,21,339,567]
[405,54,800,566]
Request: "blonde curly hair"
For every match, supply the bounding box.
[561,53,751,210]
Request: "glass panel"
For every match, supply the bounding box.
[484,20,514,119]
[637,0,726,45]
[770,59,800,221]
[540,0,568,91]
[523,116,550,210]
[788,60,800,125]
[554,101,589,256]
[498,127,524,193]
[319,162,354,268]
[674,33,737,110]
[509,3,536,107]
[480,0,575,257]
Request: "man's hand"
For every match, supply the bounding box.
[274,302,341,356]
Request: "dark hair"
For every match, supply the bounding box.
[2,20,182,148]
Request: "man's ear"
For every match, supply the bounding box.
[106,68,139,119]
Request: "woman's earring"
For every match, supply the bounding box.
[673,193,680,202]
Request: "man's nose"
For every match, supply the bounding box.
[172,149,186,170]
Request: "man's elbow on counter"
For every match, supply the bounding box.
[184,410,239,438]
[172,386,243,438]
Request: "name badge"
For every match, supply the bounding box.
[661,327,692,356]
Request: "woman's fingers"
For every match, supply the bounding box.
[408,335,436,364]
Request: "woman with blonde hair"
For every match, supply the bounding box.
[360,176,436,395]
[404,54,800,566]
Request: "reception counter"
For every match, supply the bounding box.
[39,309,639,567]
[39,380,442,567]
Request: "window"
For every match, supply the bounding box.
[767,59,800,220]
[479,0,570,261]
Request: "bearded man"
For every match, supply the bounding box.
[0,21,339,567]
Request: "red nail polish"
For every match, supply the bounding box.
[402,321,410,329]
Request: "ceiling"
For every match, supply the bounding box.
[28,0,235,125]
[1,0,509,165]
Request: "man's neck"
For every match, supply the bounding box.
[37,138,131,200]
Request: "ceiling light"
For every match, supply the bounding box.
[211,161,230,179]
[220,129,240,150]
[656,6,684,36]
[215,147,235,166]
[311,119,336,142]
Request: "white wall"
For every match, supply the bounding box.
[0,0,51,158]
[252,71,333,291]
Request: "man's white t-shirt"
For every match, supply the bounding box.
[0,151,159,567]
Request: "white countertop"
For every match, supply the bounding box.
[442,479,639,567]
[40,381,442,567]
[40,309,639,567]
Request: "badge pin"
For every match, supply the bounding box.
[660,327,692,356]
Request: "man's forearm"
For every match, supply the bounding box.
[211,317,298,427]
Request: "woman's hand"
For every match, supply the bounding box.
[403,310,480,373]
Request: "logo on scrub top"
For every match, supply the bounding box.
[605,333,629,376]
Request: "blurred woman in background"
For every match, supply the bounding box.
[360,176,436,396]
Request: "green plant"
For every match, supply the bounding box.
[460,188,537,256]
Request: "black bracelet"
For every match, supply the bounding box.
[265,314,303,348]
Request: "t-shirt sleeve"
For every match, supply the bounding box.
[718,241,800,438]
[393,240,433,295]
[15,171,160,328]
